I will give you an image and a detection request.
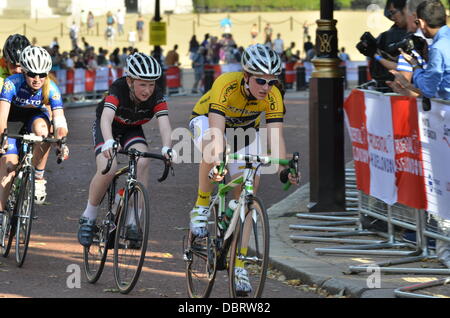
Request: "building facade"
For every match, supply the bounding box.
[0,0,193,18]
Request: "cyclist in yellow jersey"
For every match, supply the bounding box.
[188,44,299,294]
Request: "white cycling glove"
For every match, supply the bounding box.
[162,146,177,161]
[101,139,115,154]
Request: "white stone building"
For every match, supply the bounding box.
[0,0,193,18]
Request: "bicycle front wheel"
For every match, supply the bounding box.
[228,196,269,298]
[185,202,218,298]
[83,186,113,283]
[0,208,15,258]
[113,181,150,294]
[15,168,35,267]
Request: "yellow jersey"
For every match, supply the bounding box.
[191,72,285,129]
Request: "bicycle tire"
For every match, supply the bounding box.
[0,208,15,258]
[228,196,269,298]
[15,168,35,267]
[185,202,219,298]
[83,186,114,284]
[113,181,150,294]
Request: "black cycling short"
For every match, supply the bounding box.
[92,120,148,157]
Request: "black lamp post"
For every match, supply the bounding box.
[308,0,346,212]
[152,0,165,90]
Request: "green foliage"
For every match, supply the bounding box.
[193,0,357,11]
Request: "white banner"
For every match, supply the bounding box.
[73,68,86,94]
[94,67,109,91]
[56,69,67,95]
[419,99,450,219]
[364,93,397,205]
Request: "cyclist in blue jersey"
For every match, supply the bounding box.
[0,46,69,221]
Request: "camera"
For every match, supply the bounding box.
[386,34,428,59]
[356,32,378,58]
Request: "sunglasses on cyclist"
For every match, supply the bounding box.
[254,77,279,86]
[26,72,48,79]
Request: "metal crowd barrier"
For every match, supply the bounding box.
[63,90,106,108]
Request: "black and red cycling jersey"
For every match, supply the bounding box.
[96,77,169,126]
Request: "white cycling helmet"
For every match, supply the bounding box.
[20,46,52,74]
[126,52,162,81]
[241,44,282,76]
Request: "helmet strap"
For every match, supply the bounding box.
[243,74,256,100]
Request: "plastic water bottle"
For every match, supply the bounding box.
[112,188,124,213]
[219,199,238,231]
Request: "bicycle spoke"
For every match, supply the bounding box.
[113,182,149,294]
[185,203,219,298]
[15,169,34,267]
[83,188,112,284]
[229,197,269,298]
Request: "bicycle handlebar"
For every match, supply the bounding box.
[1,129,67,164]
[101,142,173,182]
[216,152,300,190]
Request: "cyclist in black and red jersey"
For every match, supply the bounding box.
[77,52,174,247]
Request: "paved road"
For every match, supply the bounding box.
[0,93,352,299]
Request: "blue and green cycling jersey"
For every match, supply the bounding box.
[0,73,63,114]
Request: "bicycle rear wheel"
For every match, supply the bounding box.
[113,181,149,294]
[185,202,218,298]
[15,168,35,267]
[83,186,114,283]
[228,196,269,298]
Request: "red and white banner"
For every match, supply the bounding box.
[344,90,438,214]
[53,67,126,95]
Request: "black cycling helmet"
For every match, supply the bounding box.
[3,34,31,65]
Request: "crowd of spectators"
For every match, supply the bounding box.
[45,37,138,72]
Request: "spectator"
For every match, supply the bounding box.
[106,11,115,27]
[201,33,210,47]
[303,35,314,59]
[284,42,296,62]
[339,47,350,61]
[128,30,137,47]
[209,36,221,64]
[105,25,115,47]
[80,10,88,34]
[69,21,79,50]
[263,23,273,44]
[118,47,128,68]
[392,0,450,100]
[250,23,258,44]
[87,11,95,35]
[136,14,145,42]
[50,37,59,49]
[188,35,200,61]
[273,33,284,55]
[86,51,98,70]
[192,46,206,94]
[165,44,180,67]
[109,48,121,67]
[65,52,76,69]
[116,9,125,37]
[81,37,90,50]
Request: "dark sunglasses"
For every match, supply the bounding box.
[387,8,399,17]
[254,77,278,86]
[26,72,47,79]
[414,19,420,26]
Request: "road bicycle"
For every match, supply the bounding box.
[184,152,299,298]
[0,130,66,267]
[83,142,173,294]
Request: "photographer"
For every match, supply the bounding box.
[397,0,450,100]
[357,0,408,90]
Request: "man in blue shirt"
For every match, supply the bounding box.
[398,0,450,99]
